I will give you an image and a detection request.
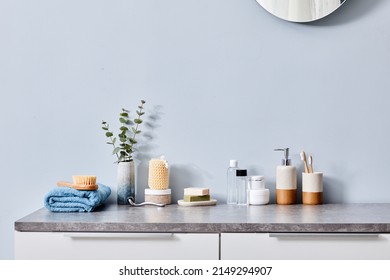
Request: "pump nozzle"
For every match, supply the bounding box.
[274,148,291,166]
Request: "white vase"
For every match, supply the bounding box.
[117,161,135,205]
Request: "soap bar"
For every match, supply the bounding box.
[184,188,209,196]
[183,195,210,202]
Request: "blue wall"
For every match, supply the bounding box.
[1,0,390,259]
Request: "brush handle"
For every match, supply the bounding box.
[57,181,75,188]
[302,153,309,173]
[56,181,98,191]
[309,155,314,173]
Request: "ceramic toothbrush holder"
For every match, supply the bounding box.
[302,172,323,205]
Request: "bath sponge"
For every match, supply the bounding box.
[148,158,169,190]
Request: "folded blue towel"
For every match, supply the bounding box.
[44,183,111,212]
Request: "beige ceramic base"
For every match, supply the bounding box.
[145,194,171,205]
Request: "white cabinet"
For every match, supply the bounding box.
[221,233,390,260]
[15,232,219,260]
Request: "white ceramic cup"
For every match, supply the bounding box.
[302,172,323,193]
[302,172,323,205]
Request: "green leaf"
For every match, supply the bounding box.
[129,138,137,144]
[132,127,141,134]
[134,118,143,124]
[119,137,127,143]
[105,132,113,137]
[112,138,116,144]
[102,127,109,130]
[119,117,127,123]
[120,126,128,131]
[106,142,112,145]
[120,112,128,117]
[141,100,146,104]
[112,147,120,155]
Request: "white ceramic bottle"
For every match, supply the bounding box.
[274,148,297,205]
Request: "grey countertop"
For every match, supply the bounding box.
[14,203,390,233]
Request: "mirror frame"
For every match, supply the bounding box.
[256,0,347,23]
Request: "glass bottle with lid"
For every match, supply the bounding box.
[227,160,239,204]
[236,169,248,205]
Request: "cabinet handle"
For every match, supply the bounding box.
[64,233,174,239]
[269,233,380,238]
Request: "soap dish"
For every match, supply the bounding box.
[177,199,217,207]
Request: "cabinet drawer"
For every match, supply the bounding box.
[15,231,219,260]
[221,233,390,260]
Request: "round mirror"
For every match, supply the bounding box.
[256,0,346,22]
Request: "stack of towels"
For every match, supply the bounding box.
[44,183,111,212]
[183,188,210,202]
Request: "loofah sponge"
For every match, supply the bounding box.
[148,157,169,190]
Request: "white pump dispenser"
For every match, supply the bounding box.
[274,148,297,205]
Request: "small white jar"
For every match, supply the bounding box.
[248,176,270,205]
[248,176,265,189]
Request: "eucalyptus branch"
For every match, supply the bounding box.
[101,122,119,161]
[101,100,146,163]
[130,100,145,147]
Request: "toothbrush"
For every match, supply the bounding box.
[300,151,309,173]
[309,155,314,173]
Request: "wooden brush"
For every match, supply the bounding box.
[300,151,309,173]
[308,155,314,173]
[57,175,98,190]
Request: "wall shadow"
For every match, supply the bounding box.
[134,105,163,202]
[169,164,213,203]
[322,176,345,204]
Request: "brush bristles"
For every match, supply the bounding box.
[72,175,97,186]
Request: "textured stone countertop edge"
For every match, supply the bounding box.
[14,222,390,233]
[14,203,390,233]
